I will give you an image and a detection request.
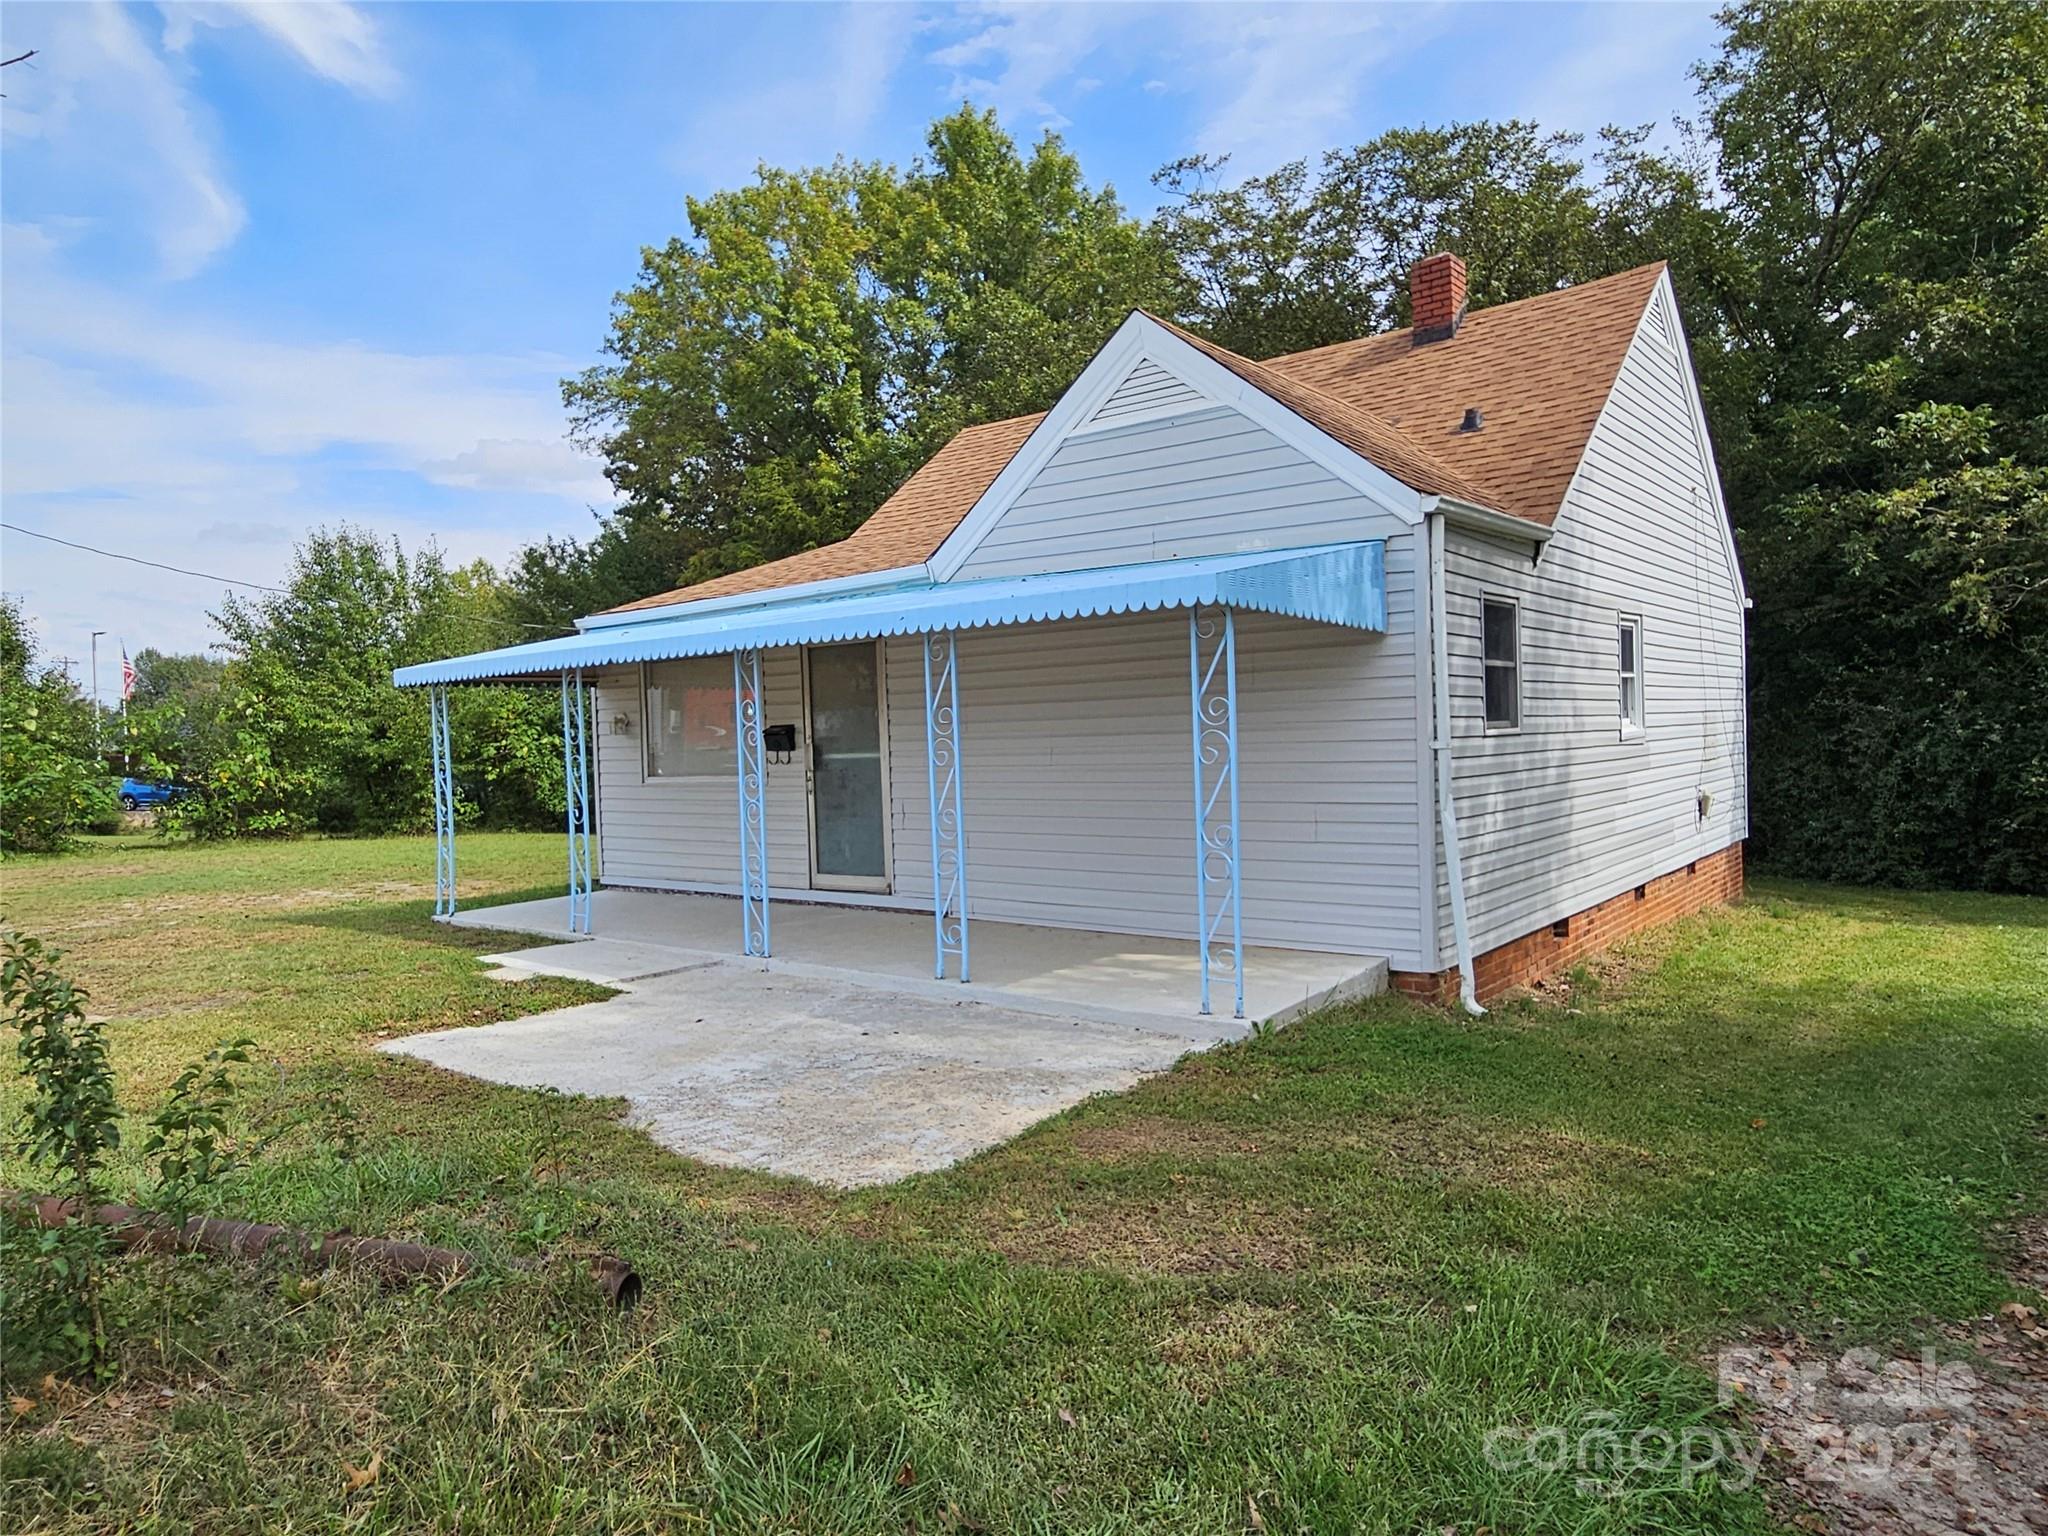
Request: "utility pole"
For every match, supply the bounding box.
[90,630,106,743]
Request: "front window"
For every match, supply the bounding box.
[1482,596,1519,730]
[1618,616,1643,736]
[644,657,734,777]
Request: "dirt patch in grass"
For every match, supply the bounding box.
[1155,1300,1300,1400]
[1056,1116,1247,1164]
[990,1194,1317,1275]
[1724,1307,2048,1536]
[125,990,262,1021]
[1361,1112,1658,1198]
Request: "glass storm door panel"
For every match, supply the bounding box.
[804,642,889,889]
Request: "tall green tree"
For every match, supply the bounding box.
[185,528,565,839]
[0,597,118,853]
[543,106,1180,628]
[1697,0,2048,889]
[1153,120,1729,358]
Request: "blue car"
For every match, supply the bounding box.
[118,777,177,810]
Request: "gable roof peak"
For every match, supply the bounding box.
[598,260,1671,616]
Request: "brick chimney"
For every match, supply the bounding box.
[1410,251,1467,344]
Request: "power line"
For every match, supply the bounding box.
[1,519,562,635]
[2,521,283,592]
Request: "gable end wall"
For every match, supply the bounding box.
[1434,283,1749,960]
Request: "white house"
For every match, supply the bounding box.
[397,254,1748,1015]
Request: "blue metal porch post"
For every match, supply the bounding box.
[923,630,970,981]
[733,647,770,958]
[1189,605,1245,1018]
[430,684,456,918]
[559,669,593,935]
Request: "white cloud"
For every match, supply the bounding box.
[195,519,297,546]
[1,233,613,656]
[928,2,1131,131]
[162,1,401,97]
[4,239,607,501]
[0,2,397,282]
[421,438,605,497]
[1186,4,1441,172]
[1513,2,1716,141]
[1,2,247,279]
[671,4,917,182]
[920,3,1449,175]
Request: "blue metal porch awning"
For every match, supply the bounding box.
[392,541,1385,687]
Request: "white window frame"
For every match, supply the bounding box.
[1480,594,1521,733]
[1617,614,1645,740]
[640,656,736,780]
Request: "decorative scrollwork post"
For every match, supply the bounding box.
[559,668,593,935]
[732,647,770,958]
[431,685,456,919]
[923,630,970,981]
[1189,605,1244,1018]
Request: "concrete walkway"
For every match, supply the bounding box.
[382,955,1213,1185]
[383,889,1386,1185]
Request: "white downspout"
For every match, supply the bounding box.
[1427,511,1486,1016]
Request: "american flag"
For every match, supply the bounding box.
[121,648,135,701]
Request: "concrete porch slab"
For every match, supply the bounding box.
[447,888,1385,1033]
[479,939,716,986]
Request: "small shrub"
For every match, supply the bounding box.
[144,1037,257,1231]
[3,930,121,1371]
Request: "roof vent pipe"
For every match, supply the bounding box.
[1459,407,1483,432]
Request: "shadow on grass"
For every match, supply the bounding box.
[280,884,572,945]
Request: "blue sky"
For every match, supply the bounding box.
[1,0,1719,672]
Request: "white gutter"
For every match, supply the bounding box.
[1427,510,1486,1016]
[1421,495,1553,553]
[574,563,931,632]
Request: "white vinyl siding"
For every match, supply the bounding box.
[589,655,810,893]
[588,531,1431,965]
[1083,357,1207,429]
[1434,284,1748,957]
[888,597,1424,958]
[954,403,1397,579]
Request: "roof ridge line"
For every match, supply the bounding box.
[1267,259,1670,367]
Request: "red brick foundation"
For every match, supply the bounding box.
[1392,842,1745,1006]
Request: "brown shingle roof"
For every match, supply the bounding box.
[601,413,1043,615]
[1267,262,1667,527]
[600,261,1664,614]
[1144,312,1494,505]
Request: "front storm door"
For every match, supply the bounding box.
[803,641,891,891]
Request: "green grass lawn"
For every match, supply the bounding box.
[2,833,2044,1534]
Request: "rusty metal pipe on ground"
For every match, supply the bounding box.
[4,1193,642,1309]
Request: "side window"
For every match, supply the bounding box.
[644,657,735,778]
[1481,596,1520,731]
[1618,615,1643,737]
